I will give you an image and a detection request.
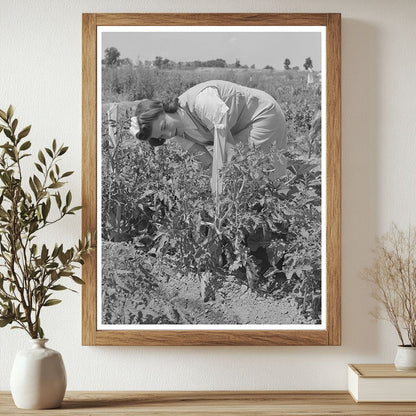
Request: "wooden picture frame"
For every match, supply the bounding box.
[82,13,341,346]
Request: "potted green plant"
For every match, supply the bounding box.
[0,106,94,409]
[363,223,416,370]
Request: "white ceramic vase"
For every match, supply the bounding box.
[10,339,67,409]
[394,345,416,371]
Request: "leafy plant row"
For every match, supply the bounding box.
[101,68,322,322]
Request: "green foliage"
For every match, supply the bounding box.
[0,106,94,338]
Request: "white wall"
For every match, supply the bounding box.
[1,0,416,391]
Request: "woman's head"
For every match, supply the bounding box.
[133,99,181,147]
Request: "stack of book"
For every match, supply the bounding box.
[348,364,416,402]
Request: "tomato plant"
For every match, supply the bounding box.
[100,67,323,323]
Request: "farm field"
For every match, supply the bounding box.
[100,66,322,326]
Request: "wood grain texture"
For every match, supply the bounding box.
[350,364,416,378]
[82,13,98,346]
[95,13,330,26]
[92,329,329,346]
[82,13,342,346]
[326,13,342,346]
[1,391,416,415]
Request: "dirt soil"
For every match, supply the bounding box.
[154,271,306,325]
[102,242,312,326]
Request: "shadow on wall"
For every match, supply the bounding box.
[341,19,381,355]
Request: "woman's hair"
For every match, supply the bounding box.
[134,98,179,147]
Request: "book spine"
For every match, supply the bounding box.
[347,366,359,402]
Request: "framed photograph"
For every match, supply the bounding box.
[82,13,341,346]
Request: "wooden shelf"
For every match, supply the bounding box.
[2,391,416,415]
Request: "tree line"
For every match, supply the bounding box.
[284,57,313,71]
[103,47,314,71]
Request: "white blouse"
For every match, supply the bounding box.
[173,87,230,195]
[173,87,229,150]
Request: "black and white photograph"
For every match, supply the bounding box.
[97,27,326,329]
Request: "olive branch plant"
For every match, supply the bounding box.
[363,223,416,347]
[0,105,94,339]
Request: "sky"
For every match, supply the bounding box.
[101,29,322,71]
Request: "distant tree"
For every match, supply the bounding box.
[264,65,274,71]
[304,57,313,70]
[161,58,170,69]
[118,58,132,66]
[235,59,241,68]
[216,58,227,67]
[175,59,230,69]
[284,58,291,70]
[293,66,299,70]
[103,47,121,66]
[207,58,226,68]
[250,64,256,69]
[153,56,163,69]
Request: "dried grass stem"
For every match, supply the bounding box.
[364,224,416,346]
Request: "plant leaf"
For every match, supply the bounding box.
[38,325,44,339]
[61,171,74,178]
[38,150,46,165]
[41,244,48,262]
[65,191,72,207]
[20,140,31,151]
[41,202,50,220]
[49,182,64,189]
[50,285,68,291]
[69,206,82,214]
[6,105,14,121]
[55,192,62,208]
[18,126,31,140]
[58,146,69,156]
[33,175,43,192]
[11,119,18,133]
[72,276,85,285]
[43,299,62,307]
[0,317,13,327]
[34,163,43,173]
[4,129,12,140]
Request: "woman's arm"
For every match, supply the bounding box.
[194,88,233,194]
